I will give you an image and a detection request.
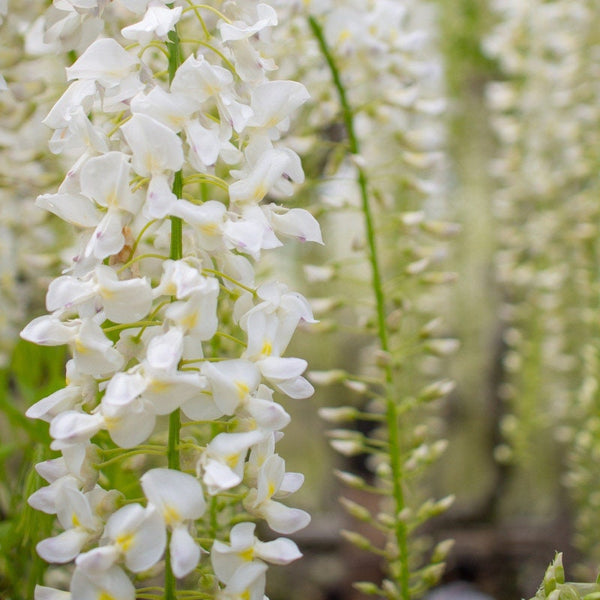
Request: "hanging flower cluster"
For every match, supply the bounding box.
[485,0,600,581]
[485,0,600,520]
[20,2,321,598]
[0,0,78,367]
[261,2,455,598]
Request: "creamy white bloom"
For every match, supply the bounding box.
[70,565,135,600]
[66,39,139,88]
[121,2,183,44]
[243,454,309,534]
[141,468,206,578]
[216,561,267,600]
[211,521,301,584]
[76,503,166,573]
[121,113,184,218]
[200,430,265,494]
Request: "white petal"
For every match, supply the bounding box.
[278,472,304,496]
[202,359,260,415]
[141,468,206,523]
[21,316,76,346]
[249,81,309,129]
[76,546,120,572]
[260,501,311,534]
[70,565,135,600]
[66,39,138,87]
[266,206,323,244]
[219,3,277,41]
[185,120,220,166]
[103,372,147,408]
[170,524,200,578]
[26,386,81,422]
[85,209,127,260]
[202,459,242,495]
[36,192,101,228]
[245,397,290,431]
[95,267,153,323]
[36,528,89,563]
[28,486,61,514]
[121,113,183,176]
[273,376,314,400]
[104,401,156,448]
[50,411,104,445]
[73,320,124,377]
[35,459,68,484]
[123,506,166,572]
[145,174,177,219]
[255,537,302,565]
[34,585,71,600]
[122,4,182,44]
[47,276,96,313]
[146,328,184,370]
[224,561,267,600]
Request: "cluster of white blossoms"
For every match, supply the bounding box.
[486,0,600,571]
[19,1,321,598]
[0,0,78,367]
[484,0,600,456]
[271,0,446,212]
[266,2,454,597]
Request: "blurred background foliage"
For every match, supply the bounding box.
[2,0,600,599]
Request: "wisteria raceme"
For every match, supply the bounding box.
[20,2,321,598]
[485,0,600,574]
[263,1,455,597]
[0,0,77,367]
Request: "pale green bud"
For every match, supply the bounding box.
[308,369,346,385]
[339,497,372,522]
[431,539,455,563]
[352,582,382,596]
[420,317,444,338]
[400,211,425,227]
[419,379,455,401]
[425,338,460,356]
[421,271,458,285]
[341,529,375,552]
[343,379,368,393]
[406,257,430,275]
[330,439,364,456]
[421,220,461,237]
[334,469,367,488]
[382,579,400,600]
[318,406,358,423]
[420,563,446,586]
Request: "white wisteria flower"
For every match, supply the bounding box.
[211,521,301,584]
[141,468,206,578]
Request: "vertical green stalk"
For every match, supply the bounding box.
[165,19,183,600]
[308,16,410,600]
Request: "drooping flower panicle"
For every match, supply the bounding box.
[21,2,320,598]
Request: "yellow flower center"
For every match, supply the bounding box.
[235,381,250,399]
[163,504,181,526]
[116,532,135,552]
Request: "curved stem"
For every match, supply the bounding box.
[308,15,410,600]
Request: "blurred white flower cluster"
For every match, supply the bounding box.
[485,0,600,449]
[15,1,321,598]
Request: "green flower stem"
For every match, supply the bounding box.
[308,15,410,600]
[166,17,183,600]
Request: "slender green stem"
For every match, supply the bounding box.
[308,15,410,599]
[166,17,183,600]
[103,320,163,333]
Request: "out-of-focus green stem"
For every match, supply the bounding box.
[308,15,410,600]
[165,16,183,600]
